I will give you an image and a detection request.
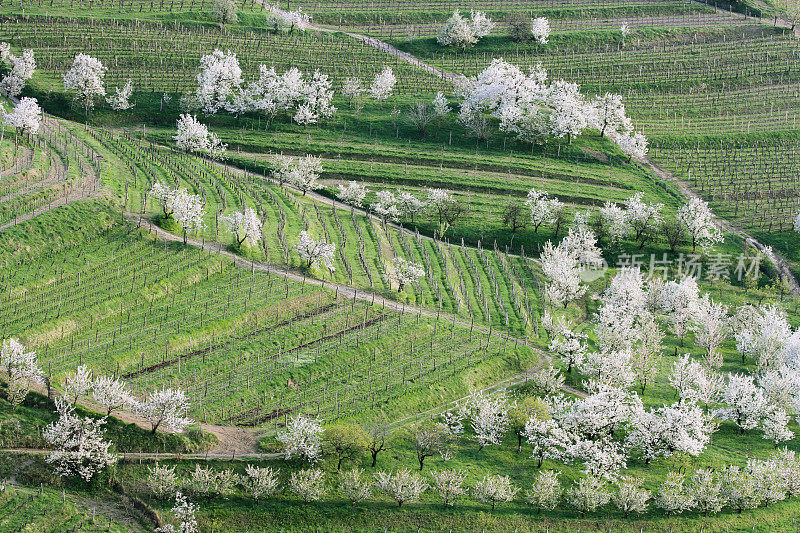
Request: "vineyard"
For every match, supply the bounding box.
[0,17,448,95]
[2,1,800,531]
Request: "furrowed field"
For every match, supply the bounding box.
[2,0,800,531]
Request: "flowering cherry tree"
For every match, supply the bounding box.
[336,181,368,208]
[173,114,227,159]
[548,80,589,143]
[589,92,632,138]
[461,390,509,450]
[106,79,135,110]
[567,475,611,516]
[136,388,194,434]
[0,47,35,97]
[525,471,562,511]
[221,207,262,247]
[473,474,519,510]
[389,256,425,292]
[63,364,94,405]
[245,465,280,500]
[2,97,42,143]
[171,188,206,244]
[374,469,428,507]
[437,10,495,49]
[676,197,724,252]
[277,415,323,462]
[156,492,198,533]
[0,338,42,406]
[294,230,336,272]
[338,468,372,504]
[369,67,396,107]
[196,49,242,114]
[63,53,107,119]
[371,189,401,222]
[531,17,551,43]
[430,469,468,505]
[43,398,117,482]
[290,468,326,501]
[92,375,132,416]
[612,476,650,517]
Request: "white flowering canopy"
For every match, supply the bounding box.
[221,207,262,247]
[43,398,117,481]
[63,53,107,114]
[0,46,35,97]
[3,97,42,136]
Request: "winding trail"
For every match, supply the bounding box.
[643,158,800,296]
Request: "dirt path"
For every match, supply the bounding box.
[643,157,800,296]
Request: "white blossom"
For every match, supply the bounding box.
[761,407,794,445]
[531,17,551,44]
[524,417,573,467]
[599,202,630,244]
[106,79,135,110]
[430,469,468,505]
[525,470,562,511]
[371,189,401,222]
[615,131,649,159]
[721,465,763,512]
[0,338,42,406]
[472,474,519,510]
[196,49,242,115]
[294,231,336,272]
[43,398,117,481]
[567,475,611,515]
[654,471,694,516]
[374,469,428,507]
[245,465,280,500]
[338,468,372,504]
[612,476,650,516]
[171,189,206,240]
[588,92,632,138]
[676,197,724,252]
[336,181,368,207]
[461,390,509,450]
[63,53,106,116]
[691,295,729,355]
[0,48,35,97]
[4,97,42,136]
[369,67,396,105]
[277,415,323,462]
[221,207,262,247]
[173,114,227,159]
[389,257,425,292]
[548,80,589,142]
[63,364,93,405]
[341,78,365,101]
[148,463,179,498]
[135,388,194,434]
[432,92,451,117]
[718,373,771,433]
[690,468,724,515]
[92,375,132,416]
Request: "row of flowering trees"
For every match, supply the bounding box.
[191,48,395,125]
[145,450,800,516]
[437,11,551,49]
[456,58,648,156]
[0,339,193,482]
